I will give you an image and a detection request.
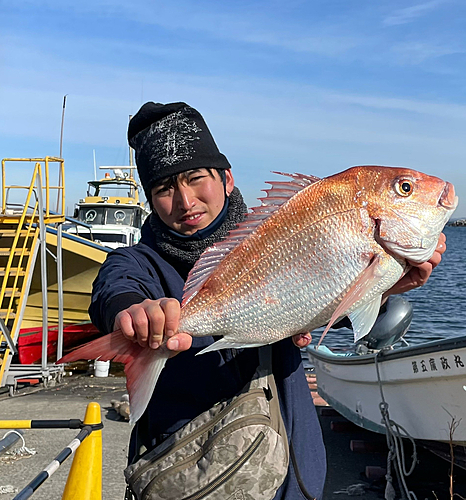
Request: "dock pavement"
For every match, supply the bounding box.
[0,369,465,499]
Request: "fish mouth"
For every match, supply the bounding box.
[438,181,458,210]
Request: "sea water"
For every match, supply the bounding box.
[305,226,466,353]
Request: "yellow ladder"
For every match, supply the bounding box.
[0,157,65,390]
[0,216,40,384]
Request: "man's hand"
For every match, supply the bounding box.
[113,298,192,353]
[384,233,446,297]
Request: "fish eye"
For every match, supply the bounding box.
[395,179,414,197]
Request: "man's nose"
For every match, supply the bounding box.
[175,184,196,210]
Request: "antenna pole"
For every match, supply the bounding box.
[93,149,97,180]
[128,115,135,178]
[59,95,67,158]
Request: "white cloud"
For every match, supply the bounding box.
[383,0,446,26]
[390,41,463,65]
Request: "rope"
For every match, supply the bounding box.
[0,485,18,495]
[334,483,366,495]
[375,350,418,500]
[0,431,36,494]
[0,430,36,462]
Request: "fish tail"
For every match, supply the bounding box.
[126,346,171,424]
[57,330,170,424]
[56,330,135,364]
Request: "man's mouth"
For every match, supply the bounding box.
[181,213,204,225]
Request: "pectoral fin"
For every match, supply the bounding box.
[348,296,383,342]
[317,255,381,346]
[197,338,267,355]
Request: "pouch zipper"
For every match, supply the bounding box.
[141,415,270,500]
[130,388,266,484]
[183,431,265,500]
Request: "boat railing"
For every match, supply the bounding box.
[1,157,65,223]
[60,213,95,242]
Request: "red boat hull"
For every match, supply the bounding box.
[17,323,100,364]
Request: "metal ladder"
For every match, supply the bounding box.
[0,157,66,394]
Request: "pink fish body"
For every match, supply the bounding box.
[59,166,458,422]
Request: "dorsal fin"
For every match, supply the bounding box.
[181,172,321,307]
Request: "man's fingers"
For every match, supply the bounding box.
[131,306,151,347]
[146,298,180,349]
[167,333,192,352]
[292,333,312,348]
[159,298,181,338]
[414,261,433,285]
[437,232,446,255]
[113,298,182,349]
[390,232,447,297]
[114,310,136,341]
[147,303,166,349]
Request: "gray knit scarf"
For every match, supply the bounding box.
[149,187,247,279]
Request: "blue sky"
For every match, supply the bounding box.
[1,0,465,217]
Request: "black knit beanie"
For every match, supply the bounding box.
[128,102,231,201]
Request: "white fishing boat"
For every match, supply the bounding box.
[65,166,150,249]
[307,296,466,464]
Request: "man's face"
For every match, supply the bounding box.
[151,168,234,236]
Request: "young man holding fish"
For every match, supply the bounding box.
[87,102,448,499]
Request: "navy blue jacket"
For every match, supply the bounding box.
[89,219,326,499]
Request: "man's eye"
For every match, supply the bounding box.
[187,176,205,184]
[155,186,170,195]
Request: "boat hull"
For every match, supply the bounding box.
[308,336,466,444]
[17,323,100,364]
[20,228,110,329]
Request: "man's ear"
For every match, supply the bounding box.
[225,169,234,197]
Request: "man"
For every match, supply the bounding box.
[89,101,446,499]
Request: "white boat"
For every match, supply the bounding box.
[308,335,466,446]
[307,295,466,468]
[65,166,150,249]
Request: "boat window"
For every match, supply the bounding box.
[107,207,134,226]
[85,209,97,222]
[78,207,105,224]
[114,210,126,222]
[134,210,142,229]
[83,233,127,243]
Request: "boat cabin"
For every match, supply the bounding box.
[66,169,150,249]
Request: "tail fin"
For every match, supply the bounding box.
[57,331,170,424]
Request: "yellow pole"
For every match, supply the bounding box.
[62,402,102,500]
[0,420,32,429]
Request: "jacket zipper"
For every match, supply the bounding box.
[130,388,266,484]
[141,416,270,499]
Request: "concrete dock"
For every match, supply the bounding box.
[0,374,130,499]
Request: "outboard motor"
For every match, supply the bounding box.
[356,295,413,351]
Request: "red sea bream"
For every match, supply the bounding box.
[59,166,458,422]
